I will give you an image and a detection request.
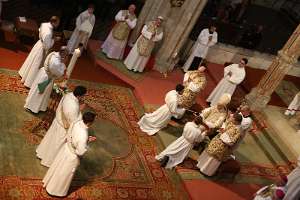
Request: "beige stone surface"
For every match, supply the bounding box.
[263,105,300,158]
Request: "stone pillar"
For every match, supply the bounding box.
[128,0,208,73]
[245,24,300,110]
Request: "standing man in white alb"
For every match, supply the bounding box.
[43,112,97,197]
[183,25,218,72]
[230,104,252,159]
[67,4,95,54]
[207,58,247,106]
[102,4,137,59]
[124,16,164,72]
[19,16,60,88]
[36,86,87,167]
[24,47,67,113]
[138,84,185,135]
[155,116,207,169]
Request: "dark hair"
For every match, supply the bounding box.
[242,58,248,64]
[83,112,96,124]
[200,60,208,68]
[209,24,216,29]
[50,16,60,24]
[88,4,95,9]
[194,116,203,125]
[233,113,243,124]
[59,47,68,55]
[175,84,184,92]
[73,86,87,97]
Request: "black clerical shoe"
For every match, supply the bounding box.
[160,156,169,168]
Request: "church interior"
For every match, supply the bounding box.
[0,0,299,199]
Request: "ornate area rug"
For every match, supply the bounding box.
[0,69,188,200]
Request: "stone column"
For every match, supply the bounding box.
[128,0,208,73]
[245,24,300,110]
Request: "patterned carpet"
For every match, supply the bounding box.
[0,69,188,200]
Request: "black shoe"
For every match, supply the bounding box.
[171,116,177,121]
[160,156,169,168]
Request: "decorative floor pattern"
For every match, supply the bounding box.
[0,69,188,200]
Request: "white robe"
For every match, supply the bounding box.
[19,22,54,88]
[138,90,185,135]
[67,10,95,53]
[183,28,217,72]
[124,24,163,72]
[24,52,65,113]
[232,113,252,150]
[207,64,246,106]
[102,10,137,59]
[283,165,300,200]
[285,92,300,116]
[155,122,206,169]
[43,120,88,197]
[36,92,81,167]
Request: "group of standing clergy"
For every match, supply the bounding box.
[19,3,96,114]
[17,5,100,197]
[101,4,164,73]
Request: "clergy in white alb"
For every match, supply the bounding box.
[19,16,60,88]
[43,112,97,197]
[124,16,164,72]
[102,4,137,59]
[179,65,207,109]
[285,92,300,116]
[282,157,300,200]
[232,104,252,151]
[24,47,67,113]
[197,113,242,176]
[183,25,217,72]
[138,84,185,136]
[155,117,207,169]
[207,58,247,106]
[36,86,87,167]
[67,4,95,54]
